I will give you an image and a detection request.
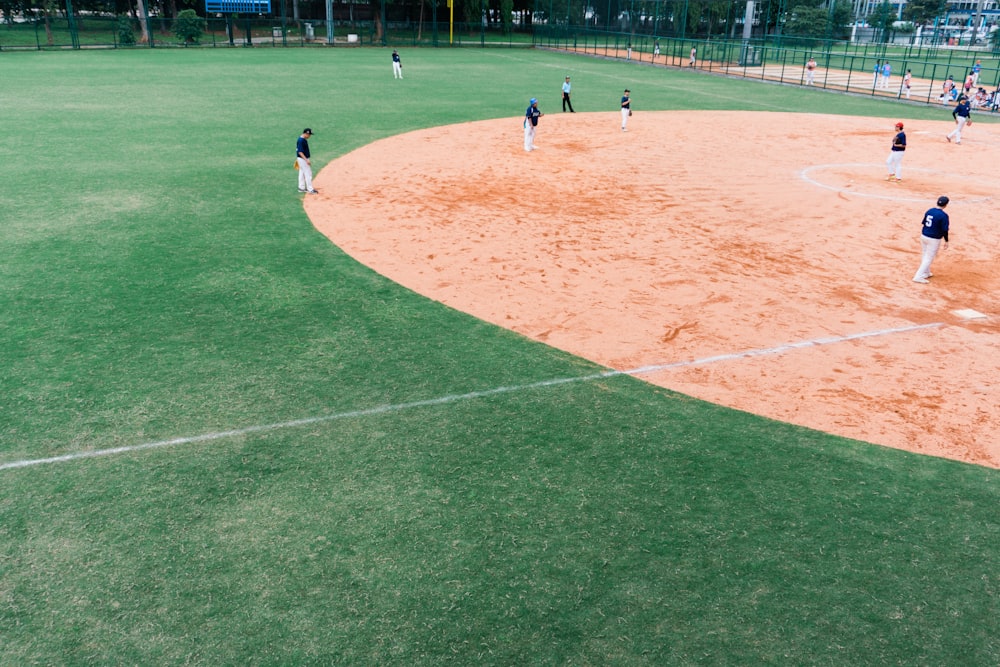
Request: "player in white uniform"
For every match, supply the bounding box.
[620,89,631,131]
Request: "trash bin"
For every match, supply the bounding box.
[272,27,282,39]
[347,33,358,43]
[304,22,314,41]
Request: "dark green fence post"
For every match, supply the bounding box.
[65,0,80,48]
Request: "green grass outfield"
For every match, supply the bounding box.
[2,48,998,665]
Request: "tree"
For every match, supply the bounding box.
[783,1,851,40]
[173,7,202,42]
[35,0,58,45]
[869,0,893,41]
[500,0,512,33]
[133,0,150,42]
[117,14,136,43]
[901,0,946,27]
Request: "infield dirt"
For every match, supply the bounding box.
[306,111,1000,468]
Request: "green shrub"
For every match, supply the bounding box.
[174,9,203,44]
[117,16,136,45]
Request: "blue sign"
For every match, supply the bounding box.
[205,0,271,13]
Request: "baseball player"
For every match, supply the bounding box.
[620,89,631,131]
[562,76,574,113]
[805,57,817,85]
[903,69,912,99]
[392,50,402,79]
[296,128,318,194]
[886,122,906,182]
[913,196,950,284]
[946,96,971,144]
[524,98,542,152]
[689,46,696,66]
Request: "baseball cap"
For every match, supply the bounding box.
[937,196,950,206]
[895,122,904,129]
[303,128,313,134]
[530,98,537,105]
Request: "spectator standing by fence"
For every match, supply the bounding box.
[689,47,696,67]
[873,61,881,88]
[805,57,817,85]
[971,60,982,86]
[903,69,912,99]
[941,76,955,103]
[881,62,892,89]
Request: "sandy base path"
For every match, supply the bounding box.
[306,111,1000,468]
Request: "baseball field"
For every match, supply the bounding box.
[2,47,998,664]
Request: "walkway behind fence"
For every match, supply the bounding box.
[540,32,1000,114]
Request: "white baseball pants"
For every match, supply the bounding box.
[886,151,904,179]
[297,157,314,191]
[914,236,942,281]
[947,117,968,144]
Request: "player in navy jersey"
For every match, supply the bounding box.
[523,98,542,152]
[913,196,949,284]
[392,50,402,79]
[620,89,631,131]
[886,122,906,182]
[947,96,971,144]
[296,128,318,194]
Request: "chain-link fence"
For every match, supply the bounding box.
[534,25,1000,113]
[0,15,533,50]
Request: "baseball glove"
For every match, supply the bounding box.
[294,160,299,170]
[629,110,633,116]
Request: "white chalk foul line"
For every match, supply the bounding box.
[0,321,943,473]
[799,163,992,204]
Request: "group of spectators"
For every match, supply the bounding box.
[937,62,998,110]
[851,57,998,111]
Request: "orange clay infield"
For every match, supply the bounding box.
[306,111,1000,468]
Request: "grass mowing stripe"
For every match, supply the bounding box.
[0,322,942,472]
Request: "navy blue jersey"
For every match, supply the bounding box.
[920,207,950,241]
[621,95,630,109]
[296,136,310,159]
[953,100,971,118]
[891,131,906,151]
[525,105,540,126]
[392,52,400,63]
